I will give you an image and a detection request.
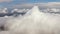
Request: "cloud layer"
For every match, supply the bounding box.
[0,0,13,3]
[11,2,60,9]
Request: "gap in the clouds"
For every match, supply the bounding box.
[12,0,60,3]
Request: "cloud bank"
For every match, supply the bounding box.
[0,0,13,3]
[3,6,60,34]
[12,2,60,8]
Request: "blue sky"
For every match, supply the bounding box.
[0,0,60,8]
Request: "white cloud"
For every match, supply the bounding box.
[4,6,60,34]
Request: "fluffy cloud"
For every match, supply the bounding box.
[0,0,13,3]
[4,6,60,34]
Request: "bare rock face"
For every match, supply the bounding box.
[4,6,60,34]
